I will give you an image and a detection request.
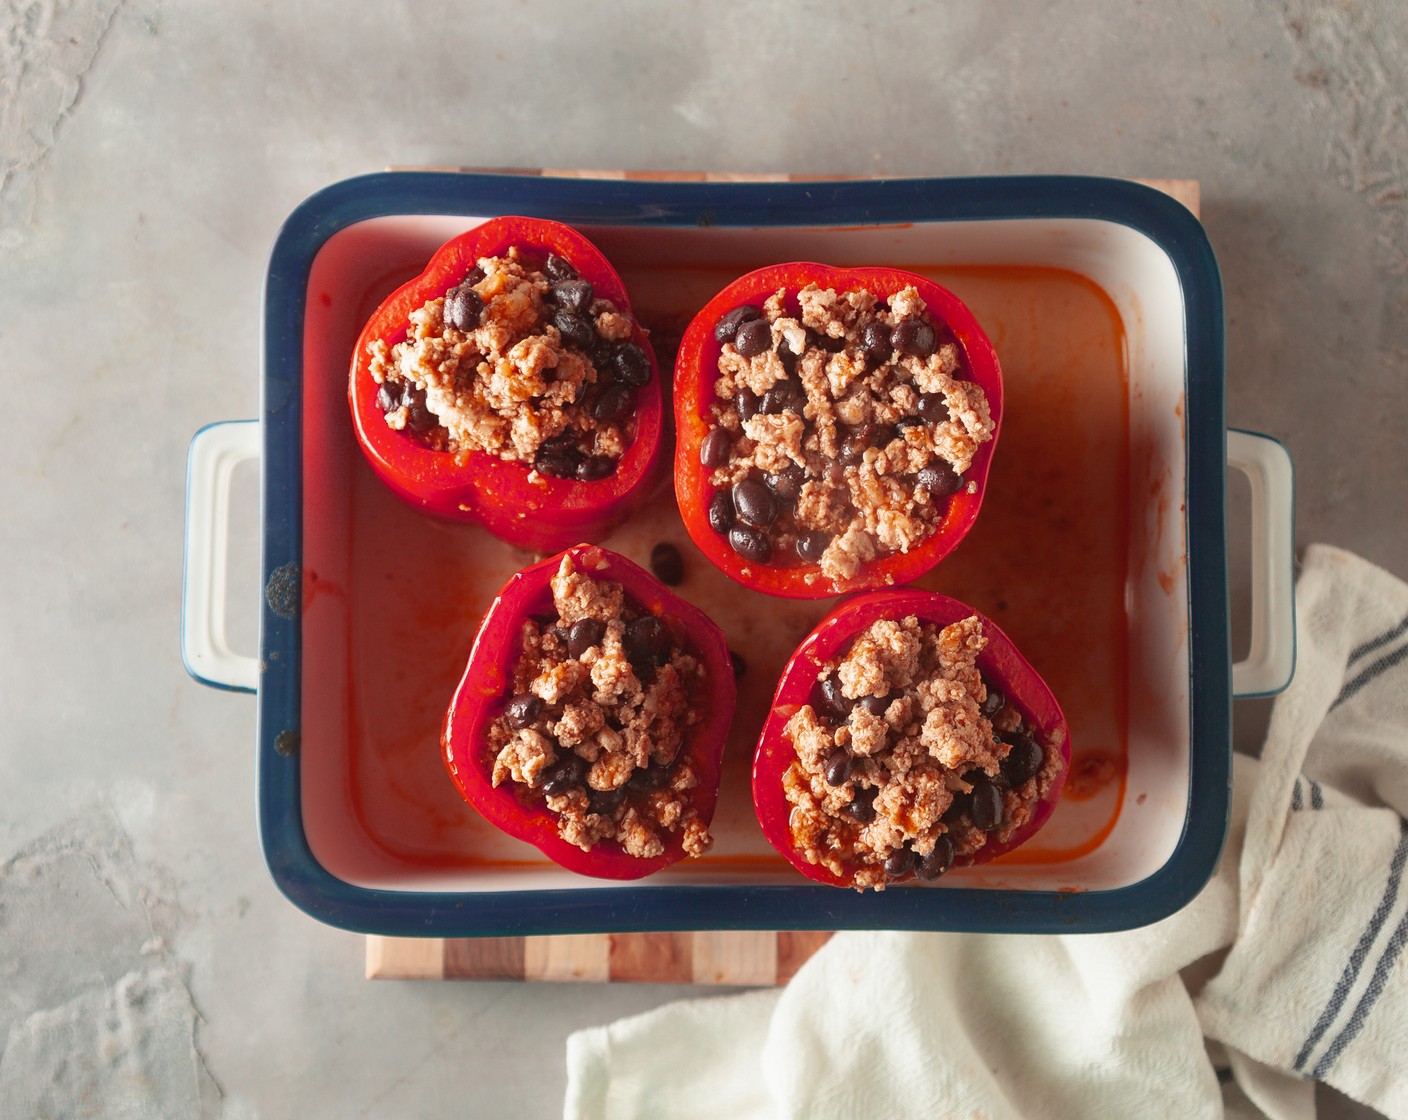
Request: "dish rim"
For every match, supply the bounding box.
[259,172,1227,936]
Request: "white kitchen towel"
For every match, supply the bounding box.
[564,544,1408,1120]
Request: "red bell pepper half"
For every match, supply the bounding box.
[752,590,1069,888]
[349,217,663,553]
[674,263,1002,598]
[441,544,735,879]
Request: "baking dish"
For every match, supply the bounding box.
[182,173,1295,936]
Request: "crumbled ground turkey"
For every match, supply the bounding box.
[704,283,995,585]
[783,614,1062,890]
[368,248,648,479]
[485,555,712,861]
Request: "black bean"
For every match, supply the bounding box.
[760,380,805,416]
[764,463,806,502]
[624,616,672,670]
[402,384,436,433]
[588,335,616,369]
[969,778,1004,832]
[734,317,772,358]
[592,385,635,424]
[627,763,670,792]
[859,320,892,361]
[884,847,917,878]
[588,787,625,816]
[727,525,772,562]
[700,427,732,469]
[551,308,596,350]
[839,431,869,464]
[824,748,853,787]
[736,387,760,422]
[465,265,486,286]
[714,304,763,344]
[535,444,582,479]
[732,477,779,527]
[1001,736,1045,787]
[857,695,889,717]
[869,423,897,449]
[917,393,950,424]
[981,686,1006,718]
[503,693,543,729]
[650,542,685,586]
[844,785,877,823]
[943,791,970,823]
[819,675,854,720]
[543,253,577,282]
[443,285,485,332]
[729,649,747,678]
[541,754,586,796]
[915,835,956,880]
[917,461,962,498]
[891,319,937,358]
[776,343,798,376]
[576,455,616,481]
[376,382,399,413]
[610,342,652,388]
[824,460,848,484]
[567,618,605,658]
[795,531,831,563]
[707,489,736,534]
[895,416,926,431]
[550,279,594,314]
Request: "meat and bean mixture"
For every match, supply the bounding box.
[367,247,652,481]
[701,284,995,584]
[486,556,713,860]
[783,614,1062,891]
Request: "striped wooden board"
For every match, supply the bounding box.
[366,929,835,983]
[364,172,1199,983]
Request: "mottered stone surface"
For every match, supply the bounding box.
[1,2,1404,1117]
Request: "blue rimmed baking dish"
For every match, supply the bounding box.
[182,173,1295,936]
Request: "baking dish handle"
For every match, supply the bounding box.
[1228,429,1296,698]
[182,420,261,693]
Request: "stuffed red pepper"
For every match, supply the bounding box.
[350,217,663,552]
[442,544,735,879]
[675,264,1002,598]
[753,590,1068,891]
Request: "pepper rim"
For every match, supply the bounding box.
[674,263,1003,599]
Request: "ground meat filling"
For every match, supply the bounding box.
[367,247,651,481]
[782,615,1062,891]
[485,556,713,861]
[701,284,996,584]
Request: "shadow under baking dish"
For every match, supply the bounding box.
[262,174,1226,936]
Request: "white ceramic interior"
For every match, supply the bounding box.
[298,213,1190,896]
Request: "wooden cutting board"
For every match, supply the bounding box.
[364,172,1200,984]
[367,929,836,983]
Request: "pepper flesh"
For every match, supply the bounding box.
[674,263,1002,598]
[442,544,735,880]
[751,590,1069,888]
[350,217,664,553]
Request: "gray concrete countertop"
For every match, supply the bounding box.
[2,2,1403,1116]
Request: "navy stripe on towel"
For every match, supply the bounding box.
[1292,779,1304,812]
[1331,640,1408,712]
[1293,820,1408,1072]
[1347,612,1408,668]
[1313,895,1408,1078]
[1310,779,1324,811]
